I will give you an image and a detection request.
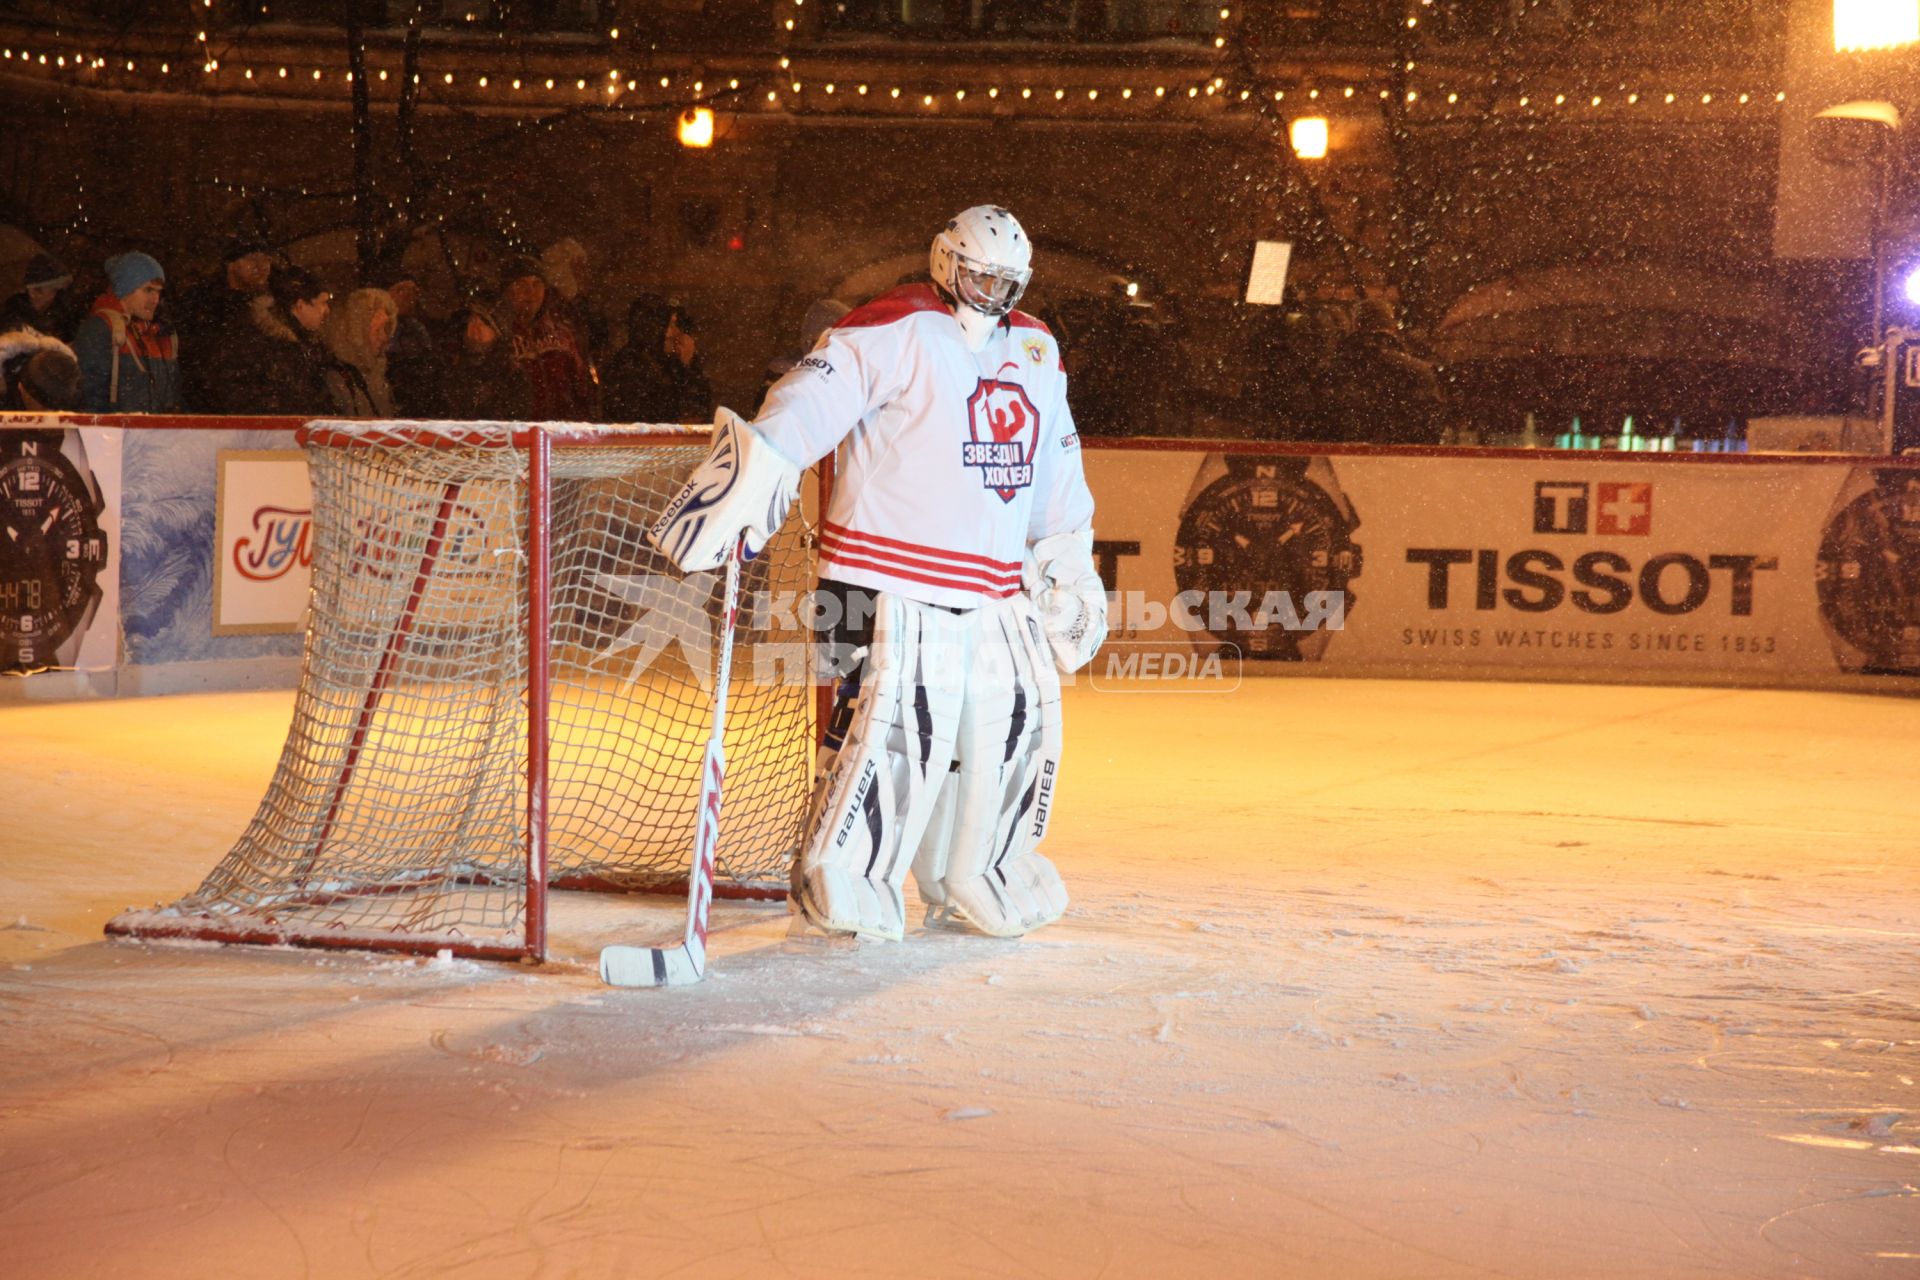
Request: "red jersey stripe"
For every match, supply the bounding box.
[820,536,1021,591]
[829,287,1052,339]
[822,520,1020,574]
[820,550,1019,599]
[1007,310,1052,335]
[819,537,1019,586]
[820,528,1021,587]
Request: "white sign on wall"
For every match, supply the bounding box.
[1245,241,1293,306]
[213,450,313,635]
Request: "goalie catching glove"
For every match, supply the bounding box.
[1023,528,1108,673]
[648,406,801,572]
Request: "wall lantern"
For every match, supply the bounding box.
[677,106,715,148]
[1290,116,1330,160]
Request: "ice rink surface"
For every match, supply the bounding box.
[3,676,1918,1279]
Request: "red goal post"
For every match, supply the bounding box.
[105,418,822,962]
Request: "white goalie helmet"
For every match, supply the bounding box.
[929,205,1033,319]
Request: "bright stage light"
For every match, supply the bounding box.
[1834,0,1920,51]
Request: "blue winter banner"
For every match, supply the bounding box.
[118,427,304,671]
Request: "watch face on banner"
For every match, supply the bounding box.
[1815,468,1920,675]
[1173,454,1364,661]
[0,431,110,674]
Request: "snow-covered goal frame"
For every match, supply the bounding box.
[108,420,820,962]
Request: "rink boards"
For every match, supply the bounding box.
[4,420,1919,698]
[1083,441,1920,695]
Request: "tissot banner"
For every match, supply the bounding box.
[1083,444,1920,689]
[0,427,121,677]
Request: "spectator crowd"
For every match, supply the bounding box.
[4,230,1450,444]
[0,233,726,427]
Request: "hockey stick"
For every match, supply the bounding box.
[599,536,745,987]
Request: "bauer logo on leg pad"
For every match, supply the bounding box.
[835,759,879,851]
[1032,759,1054,837]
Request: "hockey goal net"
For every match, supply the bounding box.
[108,421,818,960]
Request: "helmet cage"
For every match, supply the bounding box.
[948,250,1030,317]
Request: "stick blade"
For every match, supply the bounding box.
[599,940,705,988]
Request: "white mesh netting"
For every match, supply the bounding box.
[110,423,816,957]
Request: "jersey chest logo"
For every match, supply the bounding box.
[960,377,1039,503]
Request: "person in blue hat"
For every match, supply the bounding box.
[73,251,182,413]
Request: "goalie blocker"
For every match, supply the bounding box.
[648,407,801,573]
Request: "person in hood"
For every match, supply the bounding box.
[72,251,181,413]
[1,253,77,339]
[321,287,397,417]
[602,295,712,425]
[539,236,609,361]
[0,327,82,411]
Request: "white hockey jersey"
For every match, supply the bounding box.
[754,284,1096,609]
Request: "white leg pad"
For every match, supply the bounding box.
[793,594,963,941]
[913,596,1069,938]
[910,768,960,913]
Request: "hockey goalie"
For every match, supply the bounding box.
[650,204,1106,941]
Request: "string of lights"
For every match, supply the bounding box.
[0,35,1787,126]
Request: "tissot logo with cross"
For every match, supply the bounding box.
[1531,480,1653,536]
[1596,482,1653,536]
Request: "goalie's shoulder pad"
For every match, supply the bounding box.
[649,407,801,572]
